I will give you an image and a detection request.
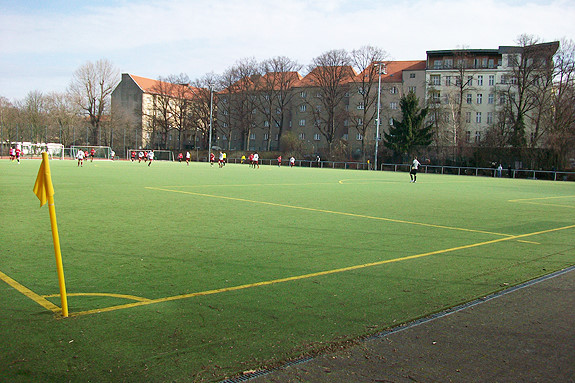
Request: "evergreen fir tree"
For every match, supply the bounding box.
[384,91,433,156]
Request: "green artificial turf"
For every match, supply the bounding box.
[1,158,574,381]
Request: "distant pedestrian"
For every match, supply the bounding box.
[410,157,420,183]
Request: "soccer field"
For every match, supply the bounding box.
[1,158,574,382]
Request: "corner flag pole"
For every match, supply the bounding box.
[33,152,69,317]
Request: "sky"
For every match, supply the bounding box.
[1,0,574,102]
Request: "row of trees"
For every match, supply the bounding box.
[1,59,120,150]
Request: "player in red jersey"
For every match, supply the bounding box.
[90,148,95,162]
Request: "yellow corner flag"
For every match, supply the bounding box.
[32,152,69,317]
[33,153,55,207]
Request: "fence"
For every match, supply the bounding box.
[226,157,575,182]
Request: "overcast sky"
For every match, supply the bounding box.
[1,0,574,102]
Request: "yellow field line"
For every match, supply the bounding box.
[509,201,575,209]
[0,270,62,315]
[43,292,153,302]
[69,223,575,317]
[145,186,514,238]
[509,195,575,202]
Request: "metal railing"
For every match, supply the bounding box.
[226,157,575,181]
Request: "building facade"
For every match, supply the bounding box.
[111,73,204,151]
[425,42,559,152]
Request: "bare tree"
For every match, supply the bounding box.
[68,59,119,145]
[499,35,559,148]
[217,68,238,150]
[256,56,302,151]
[546,38,575,169]
[350,46,389,163]
[17,90,47,142]
[148,77,177,149]
[44,91,82,146]
[306,49,355,156]
[191,72,219,150]
[164,73,196,151]
[230,58,261,150]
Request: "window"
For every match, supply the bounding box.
[343,119,349,127]
[250,133,256,140]
[501,75,507,84]
[410,73,416,78]
[477,75,483,86]
[408,86,416,93]
[482,58,488,68]
[299,104,306,112]
[487,112,493,124]
[465,112,471,123]
[467,76,473,86]
[476,112,482,123]
[298,132,305,140]
[264,121,269,127]
[342,133,348,140]
[300,91,307,98]
[466,94,472,104]
[431,75,441,86]
[264,133,269,140]
[357,102,365,110]
[433,60,442,69]
[488,94,494,104]
[390,102,398,110]
[357,118,363,126]
[488,75,495,86]
[477,94,482,104]
[432,93,441,104]
[445,76,451,86]
[390,86,398,94]
[466,131,471,142]
[444,59,453,69]
[475,131,481,142]
[314,133,321,141]
[357,87,365,95]
[488,59,495,69]
[299,119,306,126]
[389,118,394,126]
[356,133,363,140]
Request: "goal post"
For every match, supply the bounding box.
[11,142,64,160]
[127,149,174,161]
[70,146,112,160]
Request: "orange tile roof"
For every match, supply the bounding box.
[128,74,202,100]
[359,61,426,83]
[295,66,358,88]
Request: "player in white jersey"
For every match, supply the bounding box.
[410,157,421,183]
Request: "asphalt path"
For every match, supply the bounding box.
[237,267,575,383]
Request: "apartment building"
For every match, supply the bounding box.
[215,60,426,156]
[425,42,558,148]
[111,73,203,150]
